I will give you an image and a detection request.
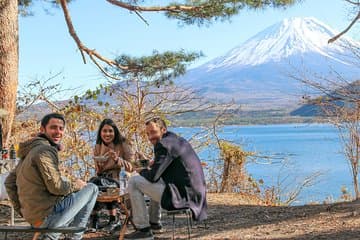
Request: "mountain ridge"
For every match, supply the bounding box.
[178,17,360,109]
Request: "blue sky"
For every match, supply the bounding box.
[19,0,359,100]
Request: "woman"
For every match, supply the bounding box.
[90,118,134,232]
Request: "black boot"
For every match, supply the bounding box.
[88,214,99,233]
[150,222,163,233]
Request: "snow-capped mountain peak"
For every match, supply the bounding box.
[205,17,357,69]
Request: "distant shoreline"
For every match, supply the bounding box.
[171,115,329,127]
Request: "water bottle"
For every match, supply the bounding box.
[10,145,16,160]
[119,167,127,195]
[9,144,16,169]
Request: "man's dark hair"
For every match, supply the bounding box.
[41,113,65,128]
[96,118,125,145]
[145,117,167,129]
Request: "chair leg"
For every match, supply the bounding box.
[172,214,175,240]
[188,210,193,228]
[10,206,14,226]
[32,232,40,240]
[32,221,43,240]
[119,216,128,240]
[4,232,8,240]
[186,211,191,240]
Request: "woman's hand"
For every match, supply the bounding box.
[118,158,133,172]
[95,164,101,174]
[104,151,118,162]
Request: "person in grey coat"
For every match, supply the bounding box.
[124,117,207,240]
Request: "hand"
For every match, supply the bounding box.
[136,151,147,160]
[149,159,155,167]
[106,151,118,162]
[74,179,87,190]
[134,167,144,173]
[118,159,133,172]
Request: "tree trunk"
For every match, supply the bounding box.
[220,157,230,193]
[355,106,360,199]
[0,0,18,147]
[354,174,360,199]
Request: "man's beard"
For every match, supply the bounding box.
[38,133,63,151]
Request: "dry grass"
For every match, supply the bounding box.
[1,193,360,239]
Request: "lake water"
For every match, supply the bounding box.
[172,123,353,205]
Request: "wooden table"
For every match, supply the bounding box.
[97,192,135,240]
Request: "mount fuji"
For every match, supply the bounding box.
[178,17,359,110]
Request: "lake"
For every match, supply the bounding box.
[173,123,353,205]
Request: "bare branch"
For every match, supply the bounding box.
[88,54,122,80]
[328,10,360,43]
[343,0,360,5]
[59,0,135,78]
[38,94,61,111]
[284,171,323,205]
[134,10,149,25]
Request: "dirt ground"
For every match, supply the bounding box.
[1,193,360,239]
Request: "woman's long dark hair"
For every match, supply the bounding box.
[96,119,126,145]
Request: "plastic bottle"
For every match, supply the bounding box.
[119,167,127,195]
[9,144,16,169]
[10,144,16,160]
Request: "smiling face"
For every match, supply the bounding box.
[100,124,115,145]
[40,117,65,144]
[145,122,167,146]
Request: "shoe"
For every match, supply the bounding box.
[104,215,121,233]
[86,227,97,233]
[39,236,52,240]
[149,222,163,233]
[87,215,99,233]
[104,220,122,233]
[124,229,154,240]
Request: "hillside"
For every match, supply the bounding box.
[291,80,360,117]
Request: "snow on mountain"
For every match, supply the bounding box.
[178,17,359,109]
[204,17,357,69]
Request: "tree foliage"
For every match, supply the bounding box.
[108,50,203,84]
[57,0,301,79]
[163,0,299,26]
[2,0,356,147]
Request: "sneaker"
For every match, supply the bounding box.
[149,222,163,233]
[124,229,154,240]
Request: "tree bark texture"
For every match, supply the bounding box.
[0,0,18,147]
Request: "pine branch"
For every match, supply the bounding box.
[59,0,297,81]
[107,0,299,25]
